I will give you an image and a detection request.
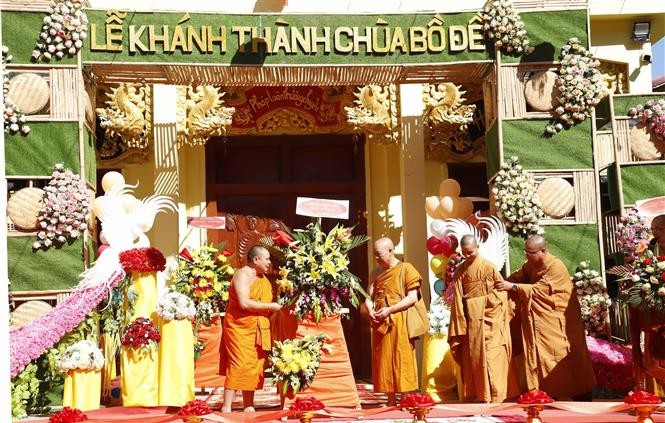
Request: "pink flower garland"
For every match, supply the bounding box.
[585,336,634,394]
[9,272,123,379]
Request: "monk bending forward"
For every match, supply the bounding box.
[219,246,281,412]
[449,235,516,402]
[366,237,422,406]
[495,235,596,399]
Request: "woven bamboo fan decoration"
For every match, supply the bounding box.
[7,73,50,114]
[630,123,664,160]
[7,187,45,231]
[537,177,575,219]
[524,71,558,112]
[11,300,53,329]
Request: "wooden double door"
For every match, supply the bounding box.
[205,134,371,377]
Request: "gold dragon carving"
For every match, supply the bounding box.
[96,83,152,149]
[176,85,235,147]
[423,83,483,162]
[344,84,399,144]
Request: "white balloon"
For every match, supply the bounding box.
[99,230,108,244]
[101,171,125,193]
[430,219,447,239]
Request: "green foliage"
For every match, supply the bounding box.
[620,164,665,206]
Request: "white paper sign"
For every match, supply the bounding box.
[296,197,350,220]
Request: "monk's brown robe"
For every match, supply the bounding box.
[449,256,514,402]
[371,262,421,393]
[219,275,272,390]
[508,253,596,398]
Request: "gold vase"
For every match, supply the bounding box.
[406,406,432,422]
[634,405,658,423]
[524,405,544,423]
[298,411,315,423]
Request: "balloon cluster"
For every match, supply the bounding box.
[93,171,142,255]
[425,179,474,220]
[427,219,458,296]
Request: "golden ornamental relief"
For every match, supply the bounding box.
[256,108,316,134]
[597,59,629,97]
[96,83,152,149]
[423,83,477,130]
[345,84,399,144]
[176,85,235,147]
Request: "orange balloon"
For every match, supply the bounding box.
[439,179,461,197]
[457,197,474,218]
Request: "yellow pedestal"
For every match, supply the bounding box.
[121,347,159,406]
[62,369,102,411]
[126,271,159,323]
[421,333,462,402]
[159,319,195,406]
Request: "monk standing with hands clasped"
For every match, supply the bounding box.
[219,246,282,412]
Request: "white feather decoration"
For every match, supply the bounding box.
[444,216,508,271]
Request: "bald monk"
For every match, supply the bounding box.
[219,246,281,412]
[449,235,515,402]
[366,237,422,405]
[495,235,596,400]
[630,214,665,395]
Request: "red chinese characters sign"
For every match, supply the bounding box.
[223,86,353,134]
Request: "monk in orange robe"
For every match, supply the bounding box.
[495,235,596,399]
[366,237,421,406]
[449,235,515,403]
[219,246,281,412]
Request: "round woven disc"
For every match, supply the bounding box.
[524,70,559,112]
[7,187,45,231]
[11,300,53,328]
[630,123,664,160]
[537,177,575,219]
[7,73,50,114]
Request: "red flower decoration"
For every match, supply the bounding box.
[399,392,435,408]
[121,317,160,350]
[643,258,653,265]
[119,248,166,272]
[49,407,88,423]
[273,230,294,246]
[179,248,194,263]
[624,390,662,405]
[177,399,213,416]
[517,390,554,405]
[222,249,233,257]
[289,396,325,411]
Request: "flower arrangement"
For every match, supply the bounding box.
[492,156,545,237]
[628,98,665,143]
[624,390,662,405]
[517,390,554,405]
[269,333,331,398]
[177,399,213,422]
[121,317,160,351]
[172,245,234,325]
[427,298,451,336]
[572,261,611,337]
[400,392,435,408]
[48,407,88,422]
[621,249,665,321]
[614,208,651,264]
[33,164,91,250]
[546,38,604,135]
[585,335,633,395]
[289,396,325,411]
[2,46,30,135]
[156,291,196,321]
[481,0,531,56]
[266,220,369,322]
[443,253,464,306]
[119,247,167,273]
[57,340,104,373]
[33,0,88,62]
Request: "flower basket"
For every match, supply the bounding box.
[400,393,435,422]
[270,333,331,399]
[621,251,665,319]
[517,390,554,423]
[59,340,104,411]
[120,318,160,406]
[624,391,663,423]
[177,399,213,423]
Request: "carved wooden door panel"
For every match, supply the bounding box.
[205,134,371,377]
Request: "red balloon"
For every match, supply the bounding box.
[427,236,445,255]
[439,236,457,257]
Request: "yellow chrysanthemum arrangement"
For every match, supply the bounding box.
[269,333,331,398]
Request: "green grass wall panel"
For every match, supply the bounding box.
[8,236,84,292]
[501,9,588,64]
[613,95,665,117]
[1,11,78,65]
[5,122,80,176]
[621,164,665,206]
[502,119,593,170]
[508,224,601,275]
